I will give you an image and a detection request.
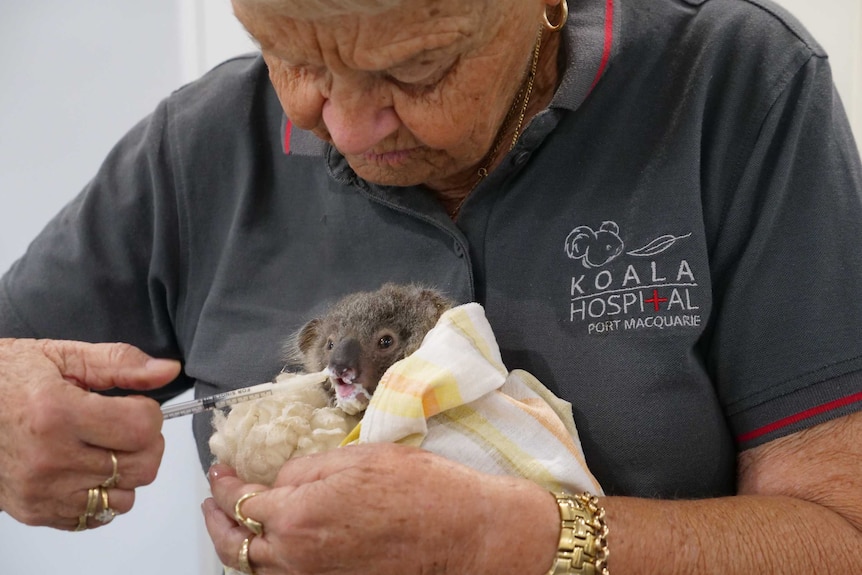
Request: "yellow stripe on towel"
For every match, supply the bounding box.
[355,302,602,495]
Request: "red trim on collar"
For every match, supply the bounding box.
[737,391,862,444]
[283,119,293,154]
[589,0,615,93]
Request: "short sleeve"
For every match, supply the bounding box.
[708,53,862,448]
[0,100,192,402]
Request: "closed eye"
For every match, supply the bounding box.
[385,55,459,95]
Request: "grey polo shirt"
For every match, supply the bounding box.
[3,0,862,497]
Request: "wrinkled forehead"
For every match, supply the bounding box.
[233,0,494,70]
[232,0,402,20]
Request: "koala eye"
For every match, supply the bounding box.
[326,339,334,350]
[378,335,394,349]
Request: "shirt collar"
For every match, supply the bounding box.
[552,0,618,111]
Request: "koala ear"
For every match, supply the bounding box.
[416,287,453,318]
[296,318,322,356]
[599,221,620,235]
[564,226,596,259]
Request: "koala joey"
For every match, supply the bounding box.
[285,283,454,414]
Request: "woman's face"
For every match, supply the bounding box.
[232,0,545,191]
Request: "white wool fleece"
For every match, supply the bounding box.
[209,372,361,485]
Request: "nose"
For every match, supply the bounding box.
[329,338,363,382]
[321,75,401,156]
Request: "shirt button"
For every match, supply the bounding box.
[453,242,465,258]
[513,151,530,165]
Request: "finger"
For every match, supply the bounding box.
[14,442,125,507]
[74,445,163,491]
[19,485,135,531]
[203,498,273,573]
[65,487,136,520]
[25,381,163,458]
[202,497,252,569]
[38,339,181,392]
[72,392,164,451]
[207,464,290,567]
[207,464,273,520]
[33,442,162,498]
[60,487,136,532]
[109,445,164,489]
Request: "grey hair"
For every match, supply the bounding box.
[235,0,403,19]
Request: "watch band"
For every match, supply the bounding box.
[545,492,609,575]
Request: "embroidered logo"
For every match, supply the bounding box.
[564,222,702,335]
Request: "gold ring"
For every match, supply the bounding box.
[238,534,257,575]
[101,451,120,488]
[234,492,264,536]
[94,486,117,524]
[74,487,100,531]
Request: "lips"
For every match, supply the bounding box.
[362,147,419,166]
[331,379,372,415]
[326,367,373,414]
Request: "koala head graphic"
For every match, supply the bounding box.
[564,221,625,268]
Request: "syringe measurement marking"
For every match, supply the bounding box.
[161,389,274,419]
[160,372,330,420]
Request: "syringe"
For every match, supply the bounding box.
[161,370,329,420]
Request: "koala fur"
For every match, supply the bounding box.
[286,282,454,413]
[210,283,453,485]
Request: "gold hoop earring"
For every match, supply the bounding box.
[543,0,569,32]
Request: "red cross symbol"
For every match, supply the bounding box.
[644,289,668,312]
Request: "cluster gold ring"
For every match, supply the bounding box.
[101,450,120,489]
[94,486,117,524]
[74,487,101,531]
[234,492,264,536]
[74,485,117,530]
[238,534,257,575]
[73,451,120,531]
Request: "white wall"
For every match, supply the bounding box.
[184,0,257,75]
[774,0,862,141]
[0,2,218,575]
[0,1,859,575]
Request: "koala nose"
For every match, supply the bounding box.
[329,338,363,381]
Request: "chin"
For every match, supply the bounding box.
[348,158,439,188]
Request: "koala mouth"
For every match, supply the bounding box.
[327,369,373,415]
[329,369,358,394]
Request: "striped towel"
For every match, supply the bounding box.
[347,303,602,495]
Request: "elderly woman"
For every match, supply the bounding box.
[1,0,861,572]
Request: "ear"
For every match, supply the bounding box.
[417,288,454,319]
[296,318,322,356]
[565,226,597,259]
[599,221,620,236]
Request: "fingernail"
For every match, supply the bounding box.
[208,464,227,481]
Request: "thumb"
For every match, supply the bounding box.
[40,340,181,391]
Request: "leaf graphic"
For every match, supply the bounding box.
[627,233,692,257]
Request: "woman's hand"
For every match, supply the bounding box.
[203,443,561,575]
[0,338,181,530]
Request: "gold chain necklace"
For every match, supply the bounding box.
[450,27,544,219]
